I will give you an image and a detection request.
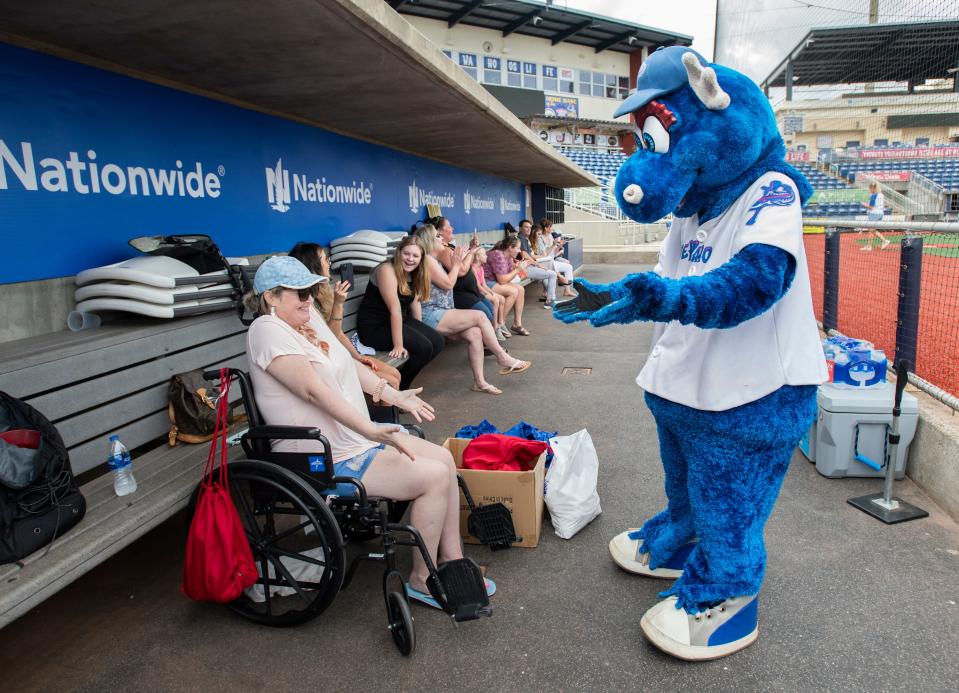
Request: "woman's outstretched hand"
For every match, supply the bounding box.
[391,386,435,423]
[389,346,409,360]
[367,424,417,460]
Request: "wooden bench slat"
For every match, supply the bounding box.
[0,313,245,398]
[29,332,248,422]
[66,354,248,474]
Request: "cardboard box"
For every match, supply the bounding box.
[443,437,545,549]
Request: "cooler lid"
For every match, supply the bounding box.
[818,382,919,414]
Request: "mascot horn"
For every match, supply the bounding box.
[555,46,827,661]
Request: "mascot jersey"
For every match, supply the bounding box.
[554,45,828,660]
[639,171,828,411]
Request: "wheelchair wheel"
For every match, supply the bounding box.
[386,591,415,656]
[384,569,415,656]
[210,460,345,627]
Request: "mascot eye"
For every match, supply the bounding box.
[641,116,670,154]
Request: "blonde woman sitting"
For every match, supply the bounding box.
[414,225,531,395]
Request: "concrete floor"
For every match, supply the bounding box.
[2,264,957,693]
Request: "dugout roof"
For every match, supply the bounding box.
[0,0,597,188]
[762,19,959,89]
[389,0,693,53]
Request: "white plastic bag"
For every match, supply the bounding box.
[544,429,601,539]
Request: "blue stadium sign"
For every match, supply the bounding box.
[0,43,523,283]
[506,60,521,73]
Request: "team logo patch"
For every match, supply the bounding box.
[745,180,795,226]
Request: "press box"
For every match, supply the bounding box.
[443,437,545,549]
[814,382,918,479]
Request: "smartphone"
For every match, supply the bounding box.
[338,262,354,289]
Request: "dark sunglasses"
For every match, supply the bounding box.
[285,287,315,301]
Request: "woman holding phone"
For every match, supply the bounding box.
[289,242,401,390]
[414,225,530,395]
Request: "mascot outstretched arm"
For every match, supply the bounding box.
[555,47,827,661]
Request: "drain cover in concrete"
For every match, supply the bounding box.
[562,367,592,375]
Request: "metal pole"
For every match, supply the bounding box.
[878,361,909,508]
[895,235,923,369]
[822,228,840,332]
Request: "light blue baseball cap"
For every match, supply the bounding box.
[253,255,327,294]
[613,46,708,119]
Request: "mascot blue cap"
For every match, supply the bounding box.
[614,46,710,119]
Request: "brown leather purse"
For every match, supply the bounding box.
[167,370,244,446]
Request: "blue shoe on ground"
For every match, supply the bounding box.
[608,529,695,579]
[640,595,759,661]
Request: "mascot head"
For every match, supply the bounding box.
[613,47,809,223]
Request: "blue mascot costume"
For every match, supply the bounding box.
[555,47,827,660]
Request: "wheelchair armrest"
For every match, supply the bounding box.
[243,425,326,441]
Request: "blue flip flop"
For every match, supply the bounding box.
[405,578,497,609]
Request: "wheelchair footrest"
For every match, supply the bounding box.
[427,558,491,622]
[468,502,519,550]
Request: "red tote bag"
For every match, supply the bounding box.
[182,369,258,603]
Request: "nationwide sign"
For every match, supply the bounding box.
[0,140,223,198]
[265,158,373,213]
[0,42,524,283]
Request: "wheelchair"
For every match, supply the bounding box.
[188,367,502,655]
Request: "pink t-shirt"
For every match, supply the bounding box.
[246,310,375,462]
[472,264,486,286]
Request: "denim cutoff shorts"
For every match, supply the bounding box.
[325,444,385,496]
[420,305,448,329]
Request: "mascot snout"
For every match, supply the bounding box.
[623,184,644,204]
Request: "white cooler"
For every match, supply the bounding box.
[814,382,918,479]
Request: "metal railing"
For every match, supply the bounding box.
[563,183,662,243]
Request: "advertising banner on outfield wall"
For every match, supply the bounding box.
[0,43,524,284]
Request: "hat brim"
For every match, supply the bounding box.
[276,275,328,290]
[613,86,676,119]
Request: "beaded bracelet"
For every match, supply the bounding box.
[372,378,388,403]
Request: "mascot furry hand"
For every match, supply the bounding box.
[555,47,827,661]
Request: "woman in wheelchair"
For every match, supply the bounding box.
[245,256,495,603]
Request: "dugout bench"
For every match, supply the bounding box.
[0,273,403,628]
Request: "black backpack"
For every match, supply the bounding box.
[0,391,86,564]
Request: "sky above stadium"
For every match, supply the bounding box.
[560,0,717,59]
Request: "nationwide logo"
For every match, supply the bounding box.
[499,195,521,214]
[265,158,373,214]
[462,189,494,215]
[0,139,222,198]
[408,180,455,215]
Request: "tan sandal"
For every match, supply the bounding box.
[471,383,502,395]
[510,325,531,336]
[499,359,531,376]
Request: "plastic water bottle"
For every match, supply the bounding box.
[108,435,137,496]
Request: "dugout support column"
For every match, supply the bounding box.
[822,229,840,333]
[895,235,923,371]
